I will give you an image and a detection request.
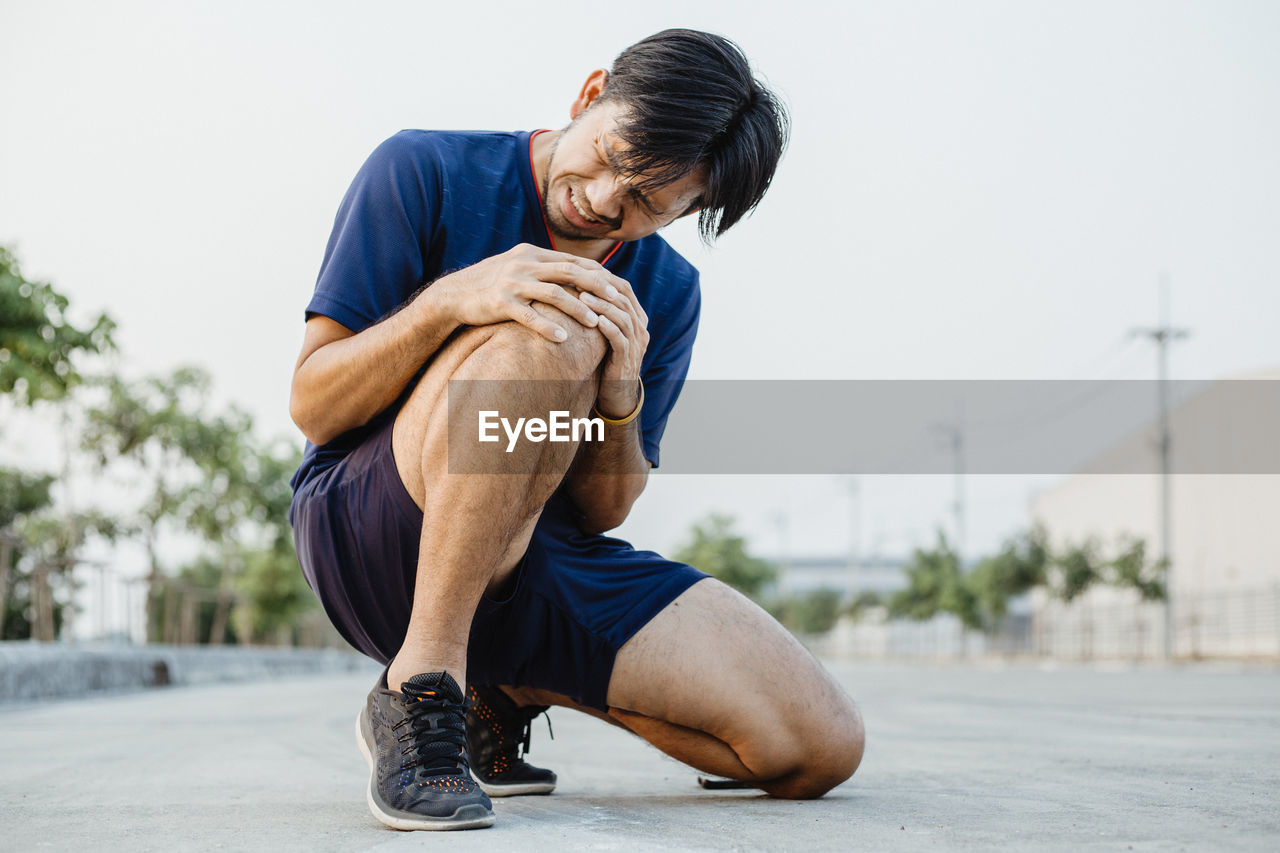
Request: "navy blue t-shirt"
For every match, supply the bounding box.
[291,130,701,492]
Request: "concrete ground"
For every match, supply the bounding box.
[2,659,1277,851]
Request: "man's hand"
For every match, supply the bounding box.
[576,273,650,418]
[431,243,624,341]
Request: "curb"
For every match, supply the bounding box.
[0,641,378,704]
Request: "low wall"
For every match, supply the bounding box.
[0,641,379,704]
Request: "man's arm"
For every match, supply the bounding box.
[289,291,454,447]
[563,405,651,534]
[290,244,619,446]
[561,278,654,532]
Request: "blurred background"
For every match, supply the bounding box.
[2,0,1277,663]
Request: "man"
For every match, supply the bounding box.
[289,29,864,831]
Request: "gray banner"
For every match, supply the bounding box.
[447,379,1280,474]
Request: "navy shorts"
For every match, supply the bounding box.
[291,415,707,712]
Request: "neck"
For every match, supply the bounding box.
[530,129,619,263]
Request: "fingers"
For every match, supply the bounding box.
[505,244,646,332]
[528,249,637,313]
[502,298,569,342]
[520,282,600,329]
[578,291,634,340]
[533,260,622,302]
[595,312,629,359]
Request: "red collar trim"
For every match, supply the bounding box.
[529,129,623,266]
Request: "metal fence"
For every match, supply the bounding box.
[815,585,1280,661]
[27,560,1280,661]
[8,559,350,651]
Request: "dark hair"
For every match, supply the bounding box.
[598,29,789,242]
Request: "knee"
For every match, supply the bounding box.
[760,700,865,800]
[482,308,606,381]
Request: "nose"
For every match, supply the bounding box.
[584,174,625,224]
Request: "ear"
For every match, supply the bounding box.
[569,69,610,120]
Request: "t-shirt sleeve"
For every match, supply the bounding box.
[305,132,440,333]
[637,274,701,468]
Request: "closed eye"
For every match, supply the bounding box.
[600,139,664,218]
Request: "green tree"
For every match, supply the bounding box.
[887,525,1166,637]
[82,368,219,642]
[844,590,883,622]
[235,544,317,645]
[966,526,1049,628]
[0,469,55,638]
[888,532,980,629]
[1051,539,1103,603]
[778,588,843,635]
[188,433,305,645]
[1108,535,1166,602]
[7,510,117,641]
[84,369,310,645]
[672,514,777,601]
[0,245,114,406]
[179,403,259,645]
[0,247,115,639]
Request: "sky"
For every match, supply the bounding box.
[2,0,1278,581]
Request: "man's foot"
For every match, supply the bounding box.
[466,684,558,796]
[356,669,494,830]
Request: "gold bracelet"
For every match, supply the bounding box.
[592,380,644,426]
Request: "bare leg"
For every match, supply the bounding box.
[384,310,605,691]
[497,579,864,799]
[606,579,864,799]
[494,578,865,799]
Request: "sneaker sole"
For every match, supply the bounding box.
[355,709,495,831]
[477,779,556,797]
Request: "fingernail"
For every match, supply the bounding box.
[554,328,567,340]
[606,285,619,298]
[587,311,599,324]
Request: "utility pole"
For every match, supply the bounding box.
[846,477,862,594]
[932,422,966,563]
[1131,276,1190,659]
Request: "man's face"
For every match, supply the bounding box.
[541,100,705,245]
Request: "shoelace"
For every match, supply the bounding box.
[518,708,554,757]
[393,688,471,778]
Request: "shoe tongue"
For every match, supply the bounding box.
[403,671,464,702]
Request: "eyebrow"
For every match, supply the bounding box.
[602,142,665,217]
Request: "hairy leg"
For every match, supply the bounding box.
[604,578,865,799]
[502,684,755,777]
[385,309,605,691]
[496,580,864,798]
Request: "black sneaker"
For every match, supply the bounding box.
[466,684,557,796]
[355,670,494,830]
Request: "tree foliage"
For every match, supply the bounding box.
[967,526,1049,626]
[772,588,843,635]
[888,533,981,629]
[886,525,1166,634]
[1051,539,1103,603]
[844,590,883,622]
[0,468,55,530]
[672,513,777,601]
[1108,536,1166,601]
[1,247,312,645]
[234,545,316,644]
[81,367,306,644]
[0,245,114,406]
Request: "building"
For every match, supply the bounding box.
[1029,368,1280,657]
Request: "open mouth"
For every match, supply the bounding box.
[563,188,606,230]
